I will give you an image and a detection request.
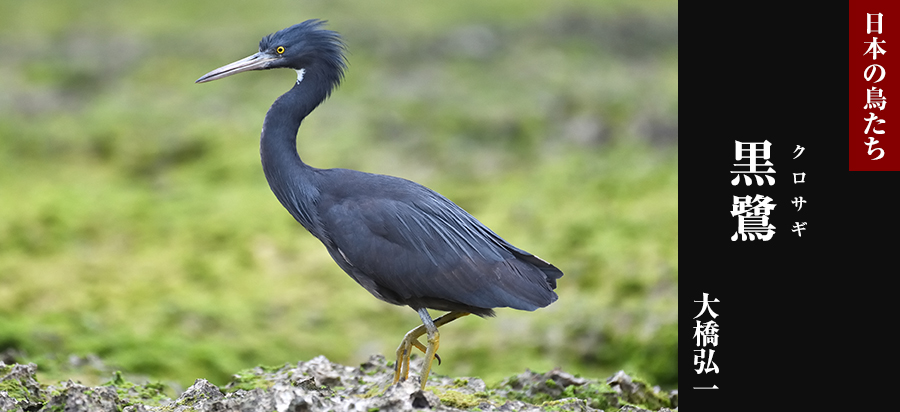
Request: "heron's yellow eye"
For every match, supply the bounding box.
[276,46,285,54]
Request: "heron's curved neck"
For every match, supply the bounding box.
[259,70,330,233]
[260,77,323,165]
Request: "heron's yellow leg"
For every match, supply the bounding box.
[433,311,469,326]
[393,335,442,386]
[393,323,428,384]
[417,311,468,389]
[392,342,408,385]
[392,310,470,388]
[419,328,440,390]
[411,340,429,356]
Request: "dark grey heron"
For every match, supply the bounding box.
[196,20,562,389]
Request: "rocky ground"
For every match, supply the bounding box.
[0,355,676,412]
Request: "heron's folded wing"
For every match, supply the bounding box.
[322,191,558,311]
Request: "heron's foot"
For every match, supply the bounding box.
[391,311,469,387]
[418,329,440,390]
[392,340,411,385]
[393,324,428,385]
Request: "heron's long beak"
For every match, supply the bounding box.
[196,52,279,83]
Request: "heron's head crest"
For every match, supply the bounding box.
[259,20,347,93]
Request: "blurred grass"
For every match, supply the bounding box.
[0,0,678,390]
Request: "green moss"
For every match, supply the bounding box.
[452,378,469,387]
[229,364,296,394]
[257,363,287,373]
[504,376,520,388]
[0,373,46,405]
[542,398,582,412]
[0,379,30,401]
[616,377,671,410]
[221,363,287,393]
[224,367,276,392]
[561,382,618,410]
[437,389,484,409]
[171,389,206,412]
[490,371,669,412]
[101,370,169,407]
[108,371,127,386]
[514,391,554,405]
[493,376,553,405]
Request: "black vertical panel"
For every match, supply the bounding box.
[679,4,849,410]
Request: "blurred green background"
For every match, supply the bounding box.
[0,0,678,390]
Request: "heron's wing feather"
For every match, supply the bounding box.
[321,186,559,312]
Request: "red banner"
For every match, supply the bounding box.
[851,2,900,170]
